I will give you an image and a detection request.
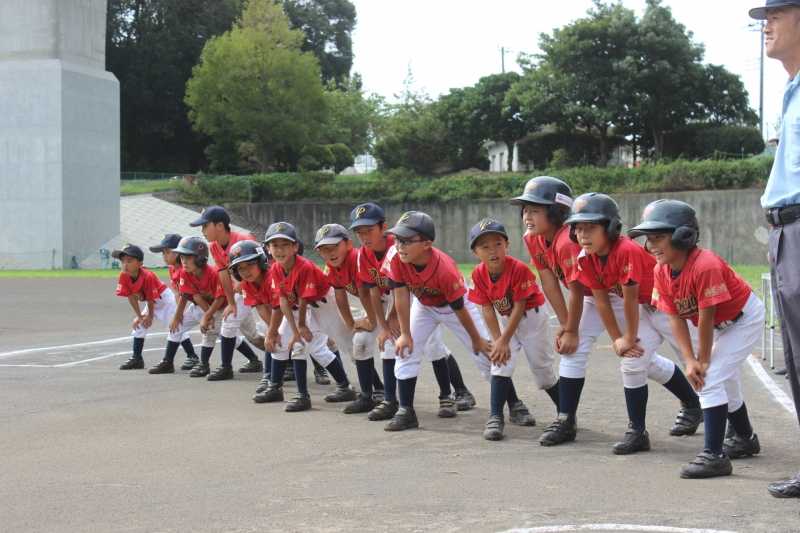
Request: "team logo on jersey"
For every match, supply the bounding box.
[492,291,514,315]
[704,283,729,299]
[610,282,623,298]
[674,295,698,319]
[355,206,367,219]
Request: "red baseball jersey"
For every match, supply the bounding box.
[116,267,167,300]
[572,236,655,304]
[469,256,545,316]
[324,247,361,297]
[524,226,591,295]
[240,273,278,309]
[357,234,394,294]
[168,264,182,291]
[178,264,224,302]
[269,255,331,306]
[652,247,751,327]
[383,246,466,307]
[210,230,256,272]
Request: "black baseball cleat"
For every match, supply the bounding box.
[437,397,457,418]
[723,432,761,459]
[368,400,399,421]
[343,394,376,414]
[253,384,284,404]
[255,374,271,394]
[285,393,312,412]
[539,415,577,446]
[768,475,800,498]
[325,384,357,403]
[189,363,210,377]
[207,366,234,381]
[239,359,263,373]
[119,357,144,370]
[483,415,505,441]
[612,426,651,455]
[314,366,331,385]
[148,360,175,374]
[680,450,732,479]
[454,389,476,411]
[384,407,419,431]
[669,405,703,436]
[509,400,536,426]
[180,357,199,371]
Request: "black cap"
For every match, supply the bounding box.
[263,222,298,243]
[314,224,350,248]
[750,0,800,19]
[387,211,436,241]
[189,205,230,227]
[149,233,182,252]
[112,244,144,262]
[469,218,509,249]
[349,203,386,229]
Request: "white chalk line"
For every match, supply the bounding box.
[0,344,204,368]
[746,354,797,416]
[503,525,736,533]
[0,333,171,358]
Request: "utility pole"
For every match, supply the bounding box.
[759,21,765,139]
[501,47,506,74]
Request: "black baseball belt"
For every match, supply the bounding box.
[766,204,800,226]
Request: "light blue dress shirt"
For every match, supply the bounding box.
[763,75,800,209]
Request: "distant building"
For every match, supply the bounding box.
[340,154,378,175]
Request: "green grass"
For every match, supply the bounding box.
[120,179,182,196]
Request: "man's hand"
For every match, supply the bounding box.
[222,303,237,321]
[613,335,644,358]
[395,333,414,359]
[555,328,579,355]
[489,338,511,365]
[685,359,708,391]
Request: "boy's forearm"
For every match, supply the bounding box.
[219,269,236,307]
[593,290,623,340]
[394,287,411,335]
[540,270,568,326]
[335,289,355,327]
[370,287,390,329]
[565,282,584,332]
[697,307,716,365]
[454,307,482,343]
[669,315,696,365]
[498,302,526,344]
[358,286,377,326]
[127,295,142,317]
[481,305,502,340]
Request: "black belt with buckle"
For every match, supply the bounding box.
[715,311,743,331]
[766,204,800,226]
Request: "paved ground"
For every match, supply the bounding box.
[2,278,799,533]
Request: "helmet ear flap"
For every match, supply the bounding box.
[672,226,698,250]
[196,255,208,268]
[231,267,242,282]
[607,218,622,241]
[547,205,568,226]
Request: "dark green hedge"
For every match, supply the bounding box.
[179,156,773,204]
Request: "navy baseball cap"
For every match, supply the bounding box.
[264,222,298,243]
[349,203,385,229]
[189,205,230,227]
[469,218,509,249]
[750,0,800,19]
[112,244,144,262]
[387,211,436,241]
[314,224,350,248]
[149,233,182,252]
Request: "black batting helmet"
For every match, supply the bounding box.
[564,193,623,243]
[173,236,209,268]
[228,240,268,281]
[628,199,699,250]
[510,176,574,226]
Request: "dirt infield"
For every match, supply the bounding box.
[1,279,798,533]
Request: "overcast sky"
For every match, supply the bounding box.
[350,0,788,138]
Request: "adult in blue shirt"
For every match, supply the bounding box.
[751,0,800,499]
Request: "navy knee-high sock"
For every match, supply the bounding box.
[728,403,753,438]
[491,376,512,418]
[263,352,272,377]
[704,404,728,454]
[200,346,213,366]
[132,337,145,359]
[271,358,287,385]
[293,359,309,395]
[447,354,467,392]
[355,359,374,397]
[397,377,417,409]
[431,358,452,399]
[180,339,197,359]
[312,357,326,373]
[163,340,180,363]
[372,365,384,391]
[545,380,560,411]
[220,336,236,368]
[558,377,585,420]
[662,366,701,408]
[507,380,520,408]
[382,359,397,403]
[624,385,649,432]
[236,340,258,362]
[325,355,349,385]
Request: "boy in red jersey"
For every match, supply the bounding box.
[630,199,764,478]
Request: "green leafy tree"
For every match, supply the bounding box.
[373,99,450,175]
[319,75,381,156]
[185,0,327,171]
[696,64,759,127]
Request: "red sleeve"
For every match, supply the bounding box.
[241,281,258,307]
[115,273,131,297]
[213,276,225,299]
[557,243,581,285]
[143,271,165,301]
[178,270,195,296]
[297,263,328,300]
[653,271,678,315]
[617,243,646,286]
[573,257,600,289]
[439,262,467,303]
[524,234,548,271]
[695,268,734,309]
[468,268,491,306]
[384,248,405,284]
[511,263,537,303]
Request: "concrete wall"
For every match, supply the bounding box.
[0,0,119,268]
[226,188,769,265]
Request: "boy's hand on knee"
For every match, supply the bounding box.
[613,336,643,358]
[556,329,578,355]
[266,331,281,353]
[490,338,511,365]
[395,333,413,358]
[685,359,707,391]
[222,303,237,320]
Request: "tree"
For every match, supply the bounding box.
[318,75,381,156]
[106,0,244,171]
[434,86,487,171]
[281,0,356,85]
[373,99,450,175]
[696,64,759,127]
[185,0,327,171]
